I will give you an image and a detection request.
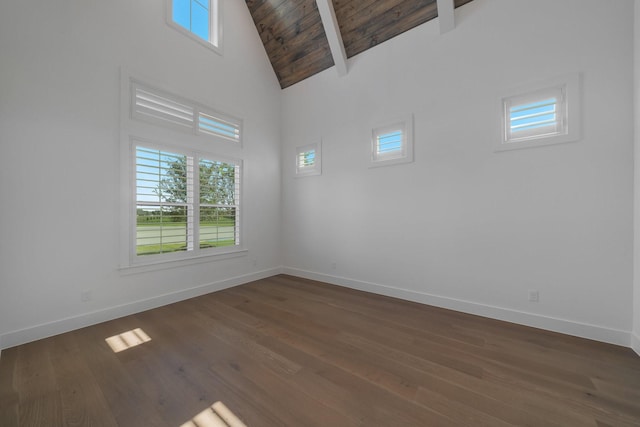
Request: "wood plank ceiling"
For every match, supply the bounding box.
[245,0,474,89]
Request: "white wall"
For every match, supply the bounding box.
[634,0,640,356]
[0,0,282,349]
[282,0,635,345]
[1,0,637,352]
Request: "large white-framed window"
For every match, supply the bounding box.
[133,142,241,260]
[498,73,581,151]
[295,142,321,177]
[166,0,222,55]
[370,114,414,167]
[120,70,244,270]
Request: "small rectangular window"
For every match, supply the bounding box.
[498,73,580,151]
[375,129,404,159]
[505,87,565,143]
[370,115,414,167]
[167,0,221,54]
[295,142,321,177]
[172,0,210,41]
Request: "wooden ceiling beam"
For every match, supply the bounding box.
[316,0,348,76]
[437,0,455,33]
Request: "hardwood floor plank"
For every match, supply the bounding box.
[0,347,19,427]
[49,333,118,427]
[414,386,518,427]
[18,392,63,427]
[72,320,172,427]
[136,304,284,427]
[14,340,58,403]
[1,274,639,426]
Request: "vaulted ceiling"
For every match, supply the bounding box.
[245,0,474,89]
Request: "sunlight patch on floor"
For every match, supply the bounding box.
[105,328,151,353]
[181,401,247,427]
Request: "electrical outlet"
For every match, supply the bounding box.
[81,290,92,302]
[528,290,539,303]
[331,262,337,270]
[252,258,257,267]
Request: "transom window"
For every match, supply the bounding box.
[504,87,565,143]
[131,79,241,144]
[167,0,221,53]
[135,145,240,257]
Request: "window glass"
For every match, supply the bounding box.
[135,146,240,257]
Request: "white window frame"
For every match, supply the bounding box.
[166,0,223,55]
[131,79,242,146]
[131,140,242,264]
[369,114,414,167]
[497,73,581,151]
[120,70,245,272]
[295,141,322,177]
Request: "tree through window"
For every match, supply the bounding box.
[135,146,240,256]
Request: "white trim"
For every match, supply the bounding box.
[120,69,245,270]
[120,69,244,156]
[120,248,248,275]
[2,267,635,352]
[437,0,455,34]
[131,78,243,145]
[316,0,348,76]
[0,268,281,350]
[281,267,632,347]
[165,0,223,56]
[496,73,581,152]
[634,0,640,361]
[127,139,245,268]
[632,333,640,357]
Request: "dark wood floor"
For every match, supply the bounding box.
[1,275,640,426]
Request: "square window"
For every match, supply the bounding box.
[295,142,321,177]
[167,0,221,54]
[370,115,414,167]
[498,73,581,151]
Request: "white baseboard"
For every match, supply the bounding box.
[0,267,281,351]
[2,266,634,354]
[281,267,632,348]
[632,332,640,357]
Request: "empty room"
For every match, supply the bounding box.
[1,0,640,425]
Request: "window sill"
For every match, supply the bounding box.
[166,20,223,56]
[119,248,247,276]
[494,133,579,152]
[369,156,414,168]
